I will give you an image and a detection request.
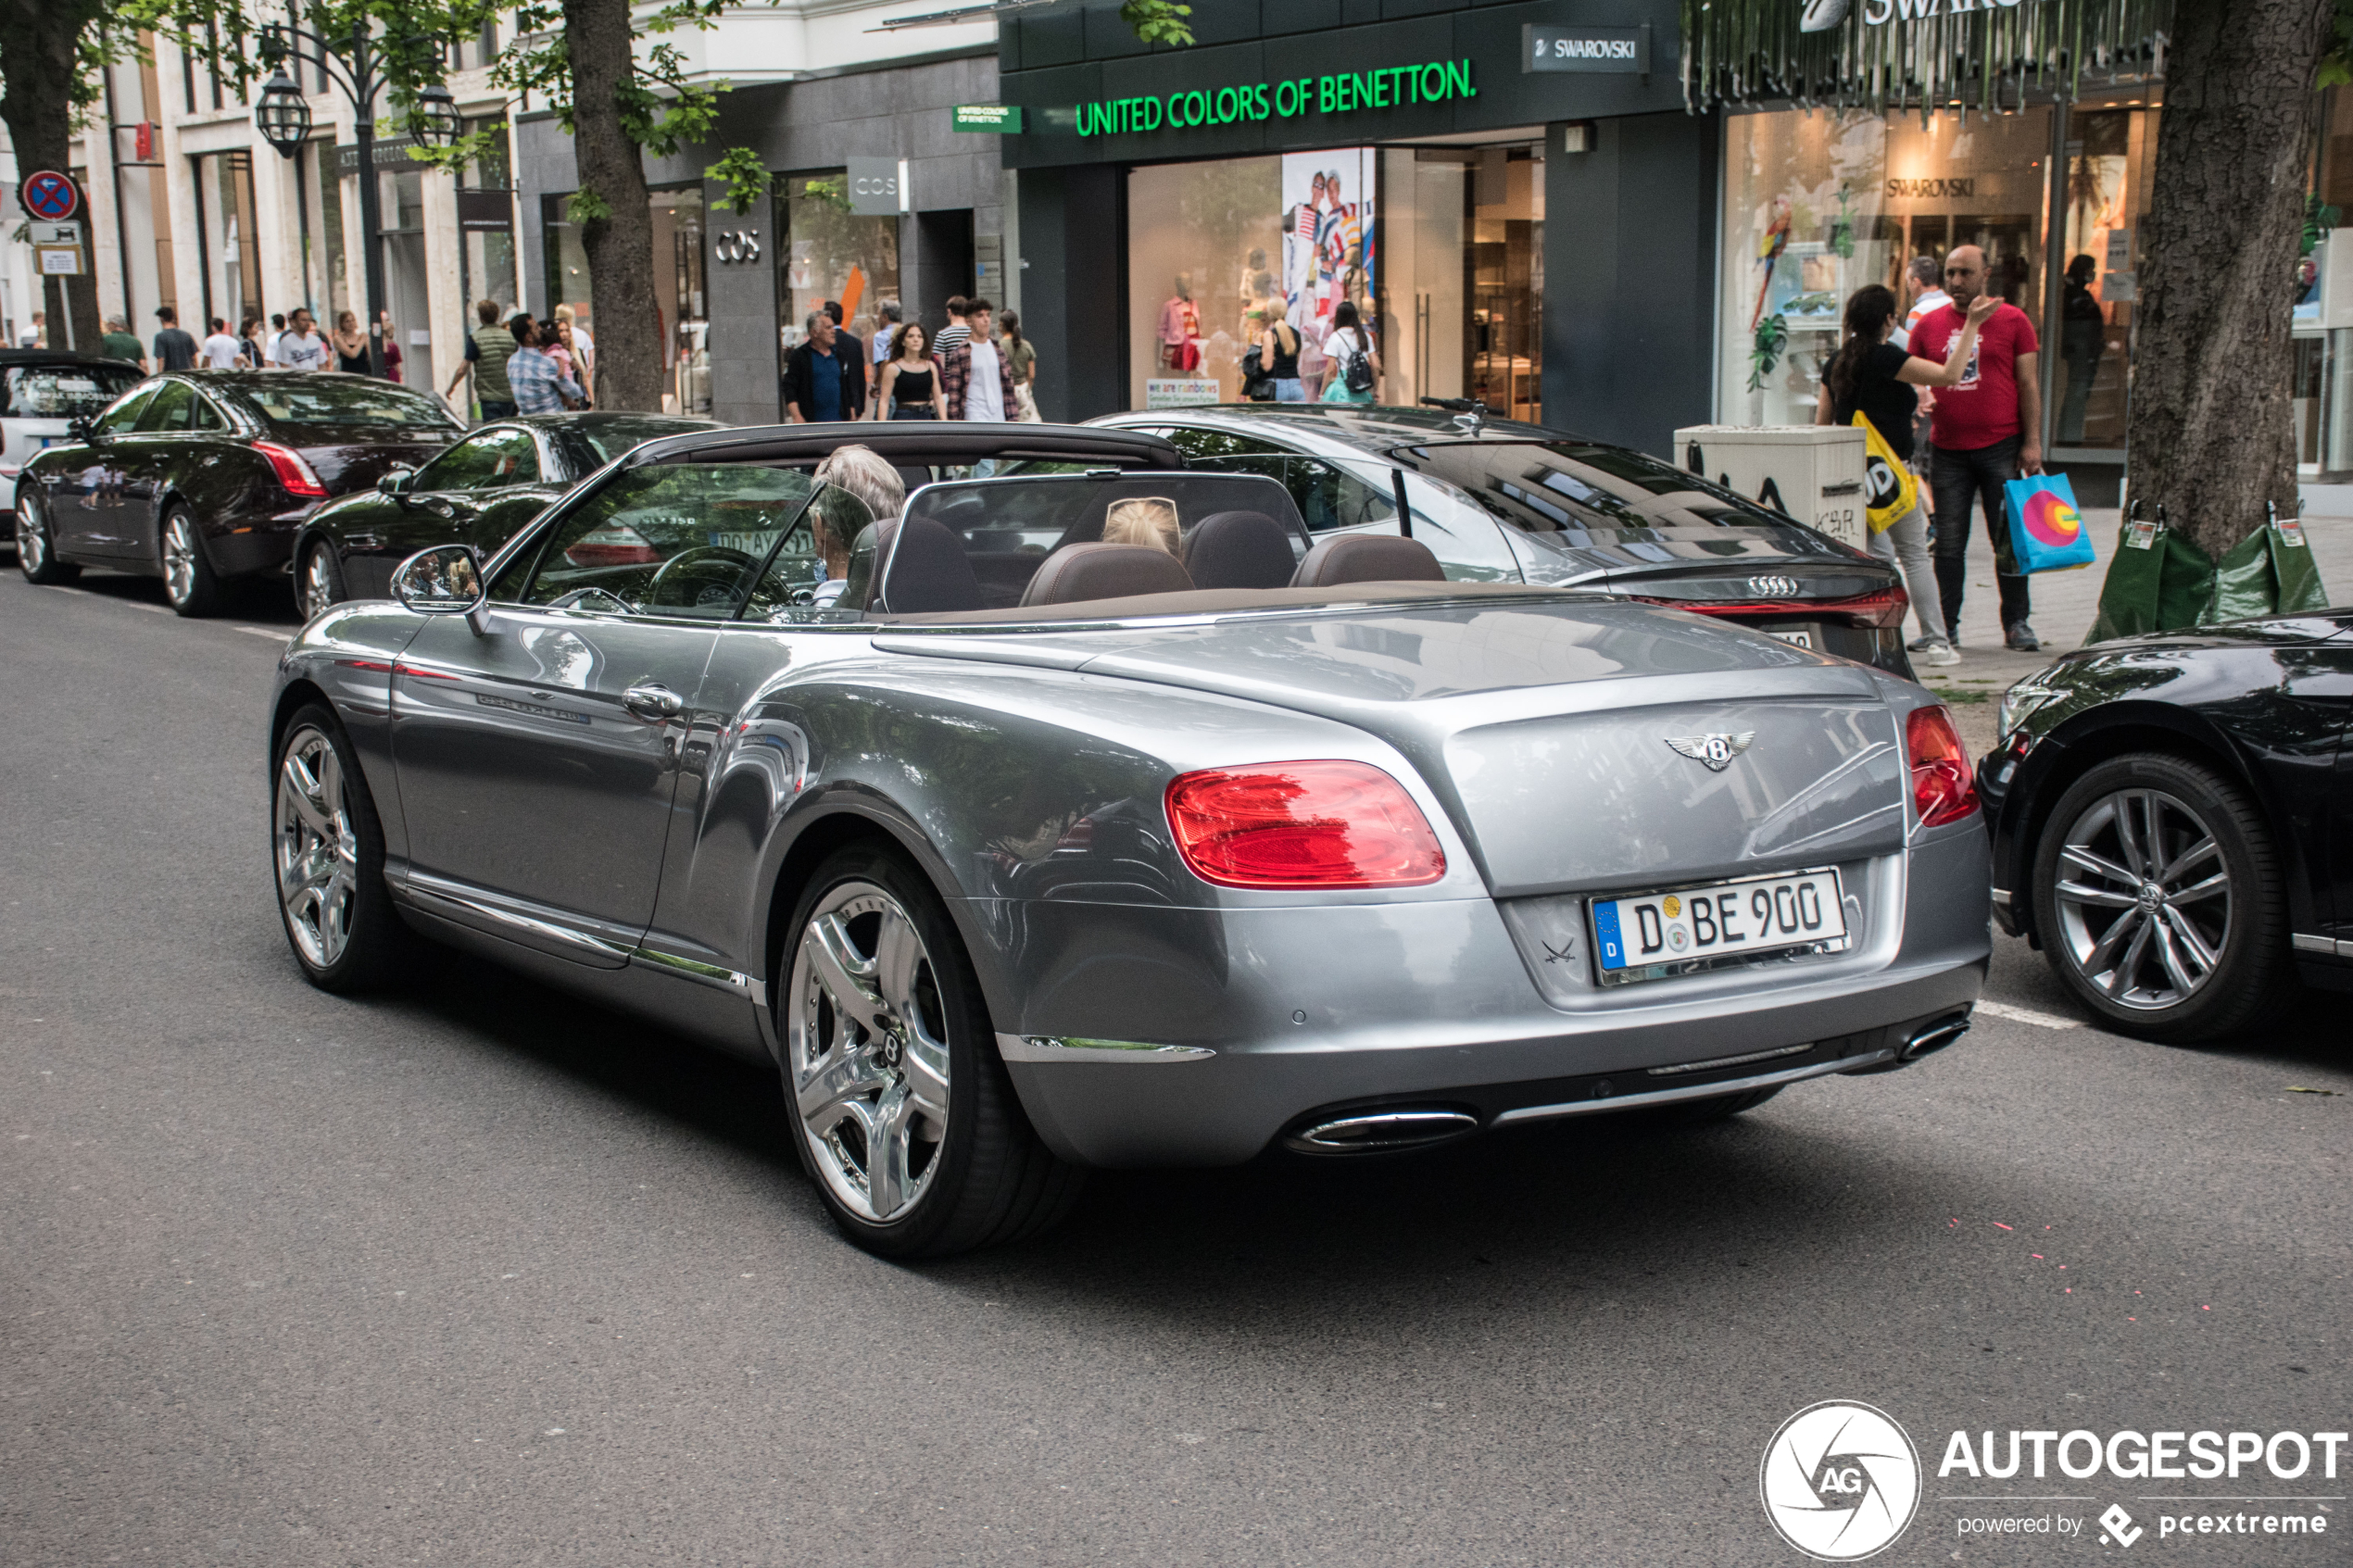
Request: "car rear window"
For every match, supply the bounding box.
[565,418,718,468]
[1401,442,1791,536]
[234,379,462,431]
[6,364,144,419]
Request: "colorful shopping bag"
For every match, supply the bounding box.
[2004,471,2095,573]
[1852,413,1918,534]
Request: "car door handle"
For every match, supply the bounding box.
[623,684,685,721]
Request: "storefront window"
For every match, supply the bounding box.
[543,193,592,320]
[458,118,519,325]
[776,174,902,383]
[193,150,262,328]
[1125,150,1377,409]
[650,186,708,416]
[379,165,433,386]
[2056,105,2157,451]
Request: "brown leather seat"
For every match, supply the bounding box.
[1182,510,1298,591]
[1289,533,1446,588]
[1019,542,1195,607]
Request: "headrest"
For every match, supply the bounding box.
[1019,542,1195,607]
[1182,510,1297,591]
[877,515,985,613]
[1290,533,1446,588]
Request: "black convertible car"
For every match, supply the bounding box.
[14,370,463,615]
[291,412,716,619]
[1979,608,2353,1041]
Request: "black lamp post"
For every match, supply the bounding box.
[254,27,458,375]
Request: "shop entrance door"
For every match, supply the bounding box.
[1379,144,1542,422]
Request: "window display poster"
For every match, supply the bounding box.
[1279,149,1377,356]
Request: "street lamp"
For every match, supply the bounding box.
[251,23,456,376]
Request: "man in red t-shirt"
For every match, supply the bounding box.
[1913,245,2045,651]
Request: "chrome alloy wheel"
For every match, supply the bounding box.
[161,512,199,606]
[17,498,46,573]
[301,546,336,621]
[2053,787,2231,1010]
[274,726,360,969]
[786,882,953,1223]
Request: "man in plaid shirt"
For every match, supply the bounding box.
[937,299,1021,421]
[507,316,585,415]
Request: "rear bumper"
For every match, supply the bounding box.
[994,825,1991,1167]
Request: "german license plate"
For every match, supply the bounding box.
[1767,627,1815,649]
[1590,867,1848,985]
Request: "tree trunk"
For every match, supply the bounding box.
[2127,0,2334,560]
[561,0,661,411]
[0,0,105,353]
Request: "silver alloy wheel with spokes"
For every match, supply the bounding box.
[18,498,46,573]
[2052,786,2231,1010]
[275,726,361,969]
[301,545,337,621]
[786,881,954,1223]
[162,512,199,606]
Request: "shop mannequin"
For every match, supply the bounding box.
[1158,273,1201,372]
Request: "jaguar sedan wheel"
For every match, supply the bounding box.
[160,508,223,617]
[300,541,344,621]
[2031,753,2292,1043]
[783,847,1080,1256]
[273,706,406,992]
[16,494,79,584]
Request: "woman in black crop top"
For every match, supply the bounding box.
[875,321,945,420]
[1815,282,1996,666]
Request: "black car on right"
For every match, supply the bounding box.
[1978,609,2353,1042]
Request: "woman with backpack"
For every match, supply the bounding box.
[1317,301,1379,404]
[1815,282,1996,668]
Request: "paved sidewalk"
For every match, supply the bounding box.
[1906,508,2351,756]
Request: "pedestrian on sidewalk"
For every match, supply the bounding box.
[823,300,863,382]
[445,299,519,420]
[1817,282,1998,668]
[152,307,197,371]
[1001,310,1040,420]
[874,322,943,420]
[1911,245,2046,653]
[100,317,145,368]
[784,310,865,422]
[871,303,901,380]
[271,309,331,371]
[201,318,244,369]
[378,310,405,383]
[333,311,371,374]
[938,298,1017,422]
[238,314,268,369]
[505,316,584,415]
[553,304,592,398]
[933,296,972,357]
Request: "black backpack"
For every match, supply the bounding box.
[1340,332,1374,395]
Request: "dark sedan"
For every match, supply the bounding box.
[291,412,719,619]
[1978,608,2353,1042]
[15,371,463,615]
[1091,406,1917,678]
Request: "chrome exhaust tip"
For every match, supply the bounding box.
[1900,1012,1973,1062]
[1283,1109,1480,1156]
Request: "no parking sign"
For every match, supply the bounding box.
[21,170,80,221]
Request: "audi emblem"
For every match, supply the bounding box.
[1747,574,1802,598]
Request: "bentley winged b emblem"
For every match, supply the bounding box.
[1666,731,1756,772]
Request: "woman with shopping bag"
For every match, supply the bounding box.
[1816,282,1998,666]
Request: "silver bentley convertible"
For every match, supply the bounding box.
[267,422,1990,1256]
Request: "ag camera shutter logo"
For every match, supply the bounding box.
[1761,1401,1921,1561]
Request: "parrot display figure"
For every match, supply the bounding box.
[1751,195,1793,331]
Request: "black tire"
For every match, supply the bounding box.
[271,703,410,993]
[778,845,1083,1258]
[297,537,346,621]
[2030,751,2295,1044]
[159,504,224,617]
[15,493,81,584]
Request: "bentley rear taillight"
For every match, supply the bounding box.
[1906,706,1979,827]
[1164,760,1446,889]
[1638,583,1909,628]
[256,442,327,498]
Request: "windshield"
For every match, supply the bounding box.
[862,470,1313,616]
[233,379,463,432]
[563,418,719,470]
[7,364,144,419]
[1402,442,1796,537]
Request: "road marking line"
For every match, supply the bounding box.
[234,626,291,641]
[1976,999,2085,1030]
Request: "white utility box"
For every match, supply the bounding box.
[1672,424,1869,551]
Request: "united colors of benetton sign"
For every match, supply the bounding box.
[1073,58,1476,138]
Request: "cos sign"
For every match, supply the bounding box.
[846,157,910,216]
[713,229,761,263]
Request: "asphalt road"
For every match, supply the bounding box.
[4,562,2347,1568]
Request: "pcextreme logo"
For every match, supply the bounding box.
[1760,1401,1923,1561]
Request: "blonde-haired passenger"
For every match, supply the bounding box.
[1101,496,1180,556]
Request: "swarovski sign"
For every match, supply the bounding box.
[1802,0,2032,31]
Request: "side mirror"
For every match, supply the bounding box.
[390,544,491,635]
[377,468,415,503]
[68,416,98,444]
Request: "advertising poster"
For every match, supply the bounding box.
[1279,148,1376,364]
